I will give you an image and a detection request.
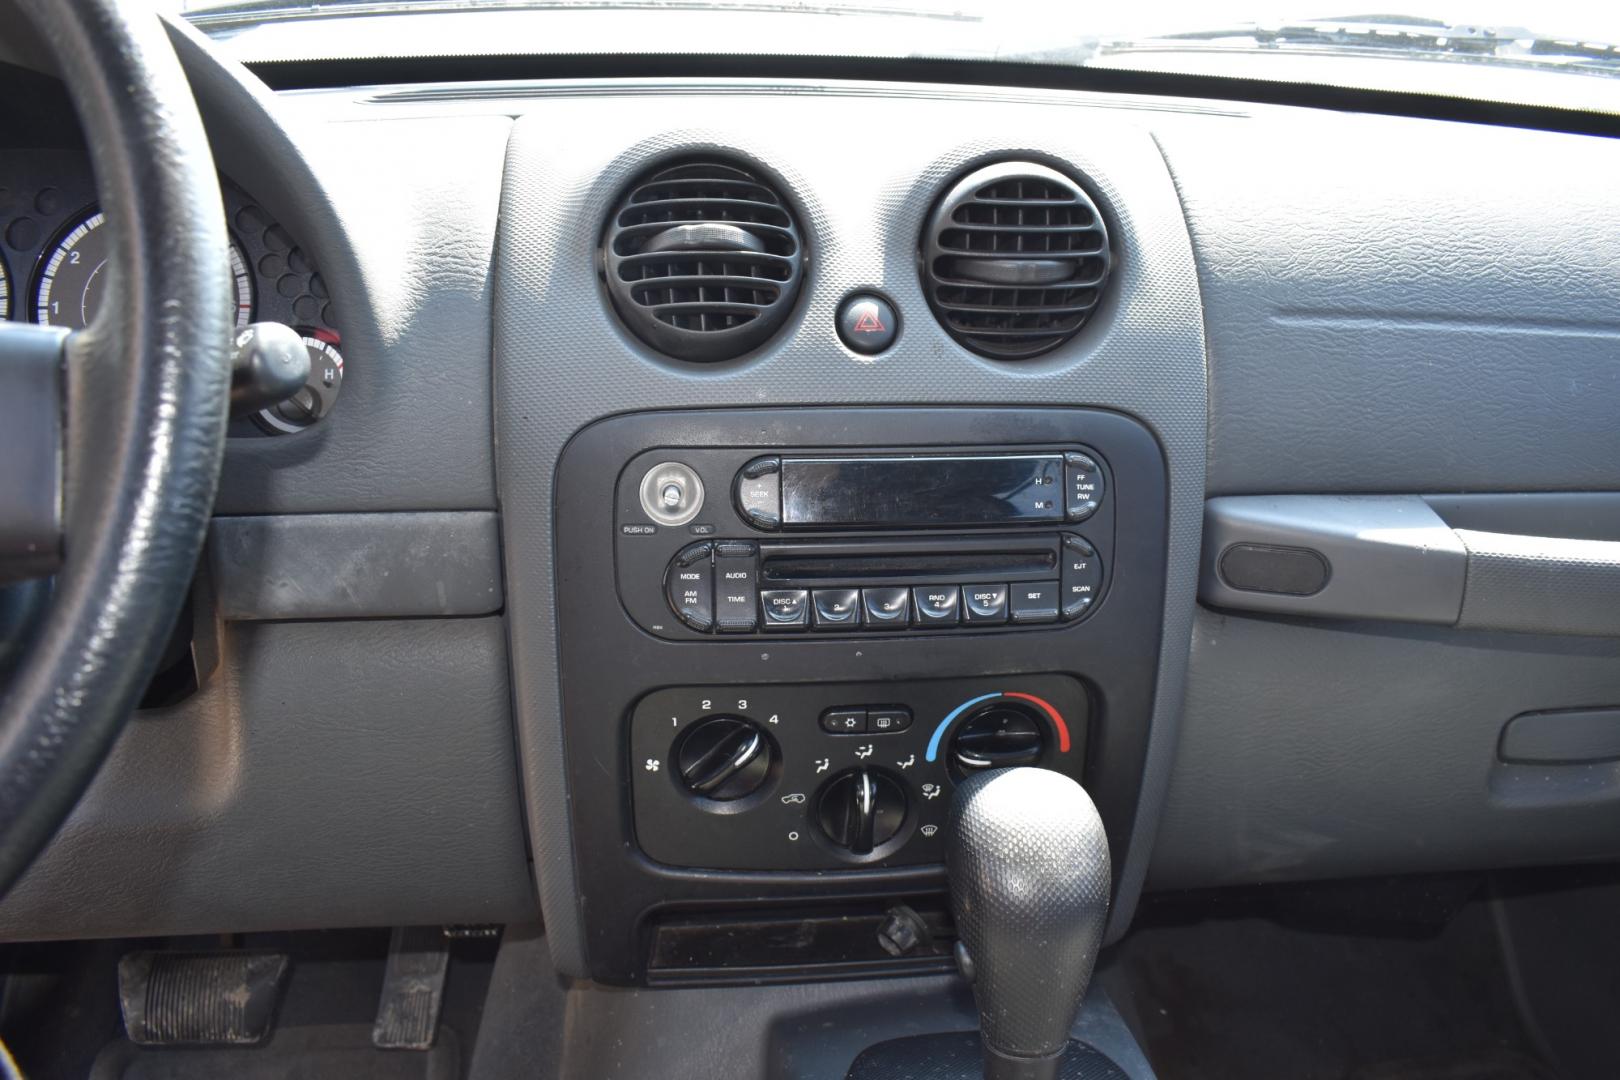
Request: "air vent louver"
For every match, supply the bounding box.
[603,160,804,362]
[921,161,1111,360]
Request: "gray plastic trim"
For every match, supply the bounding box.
[1201,496,1466,625]
[207,512,503,621]
[494,98,1207,976]
[1204,495,1620,638]
[1455,529,1620,638]
[0,617,535,940]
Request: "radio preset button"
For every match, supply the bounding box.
[821,708,868,734]
[714,542,760,633]
[812,588,862,630]
[1010,581,1061,624]
[862,587,911,628]
[761,589,810,630]
[1064,452,1104,522]
[1061,535,1104,620]
[963,584,1009,624]
[912,586,960,626]
[664,542,714,632]
[735,457,782,530]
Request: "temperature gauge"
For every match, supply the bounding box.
[253,333,343,435]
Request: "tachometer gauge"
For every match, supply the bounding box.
[34,209,254,331]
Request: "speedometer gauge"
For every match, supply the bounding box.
[34,209,254,331]
[0,255,9,320]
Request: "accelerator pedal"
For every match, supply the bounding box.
[372,926,451,1051]
[117,950,289,1046]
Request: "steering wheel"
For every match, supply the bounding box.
[0,0,232,902]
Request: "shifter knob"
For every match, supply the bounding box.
[947,768,1110,1080]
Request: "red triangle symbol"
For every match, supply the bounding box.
[851,307,885,333]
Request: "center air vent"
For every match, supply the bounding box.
[921,161,1111,360]
[603,160,804,363]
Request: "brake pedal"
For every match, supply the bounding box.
[118,950,289,1046]
[372,926,450,1050]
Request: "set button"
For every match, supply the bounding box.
[1010,581,1061,623]
[818,706,913,735]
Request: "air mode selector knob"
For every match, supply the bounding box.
[674,716,772,801]
[816,768,907,856]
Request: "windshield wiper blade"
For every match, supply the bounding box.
[1123,17,1620,70]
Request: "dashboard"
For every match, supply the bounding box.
[2,12,1619,1015]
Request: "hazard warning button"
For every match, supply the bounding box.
[836,293,898,355]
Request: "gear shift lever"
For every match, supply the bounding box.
[947,767,1111,1080]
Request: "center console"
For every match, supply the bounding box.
[554,406,1168,984]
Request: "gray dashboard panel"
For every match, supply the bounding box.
[492,94,1208,975]
[1155,111,1620,496]
[208,512,504,620]
[169,19,509,514]
[1150,607,1620,890]
[0,618,535,940]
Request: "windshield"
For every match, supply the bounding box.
[169,1,1620,115]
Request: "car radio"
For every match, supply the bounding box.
[558,407,1166,982]
[614,445,1116,640]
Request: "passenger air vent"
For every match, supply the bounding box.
[603,160,804,362]
[921,161,1111,360]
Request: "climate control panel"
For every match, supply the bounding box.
[630,675,1088,870]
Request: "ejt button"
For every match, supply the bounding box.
[1061,534,1104,619]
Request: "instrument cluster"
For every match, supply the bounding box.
[0,148,342,434]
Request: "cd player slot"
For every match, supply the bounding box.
[762,550,1054,583]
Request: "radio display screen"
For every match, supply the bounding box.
[780,454,1065,528]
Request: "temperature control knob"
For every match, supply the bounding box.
[674,716,771,801]
[950,700,1046,774]
[816,768,907,855]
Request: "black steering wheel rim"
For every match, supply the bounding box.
[0,0,232,897]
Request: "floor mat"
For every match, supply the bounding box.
[89,1023,459,1080]
[1104,882,1554,1080]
